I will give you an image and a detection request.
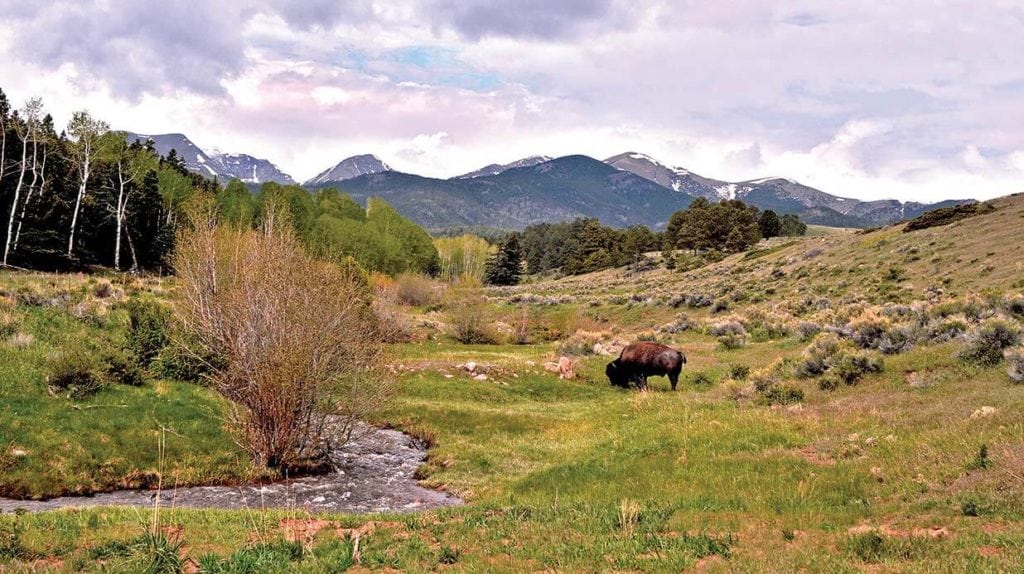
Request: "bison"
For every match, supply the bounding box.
[606,342,687,390]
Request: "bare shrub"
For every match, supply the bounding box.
[446,276,497,344]
[393,272,440,307]
[173,213,389,469]
[512,303,530,345]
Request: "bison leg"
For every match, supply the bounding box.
[669,372,679,391]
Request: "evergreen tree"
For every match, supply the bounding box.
[780,213,808,236]
[758,209,781,238]
[483,233,522,285]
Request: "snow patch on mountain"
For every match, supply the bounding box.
[304,154,392,185]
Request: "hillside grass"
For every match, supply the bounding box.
[0,272,263,500]
[2,195,1024,571]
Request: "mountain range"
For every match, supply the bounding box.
[126,132,971,230]
[126,133,295,185]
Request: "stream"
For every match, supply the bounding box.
[0,423,463,514]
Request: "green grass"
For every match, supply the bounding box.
[0,275,261,499]
[4,193,1024,574]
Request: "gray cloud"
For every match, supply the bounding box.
[2,1,247,98]
[265,0,375,30]
[423,0,632,40]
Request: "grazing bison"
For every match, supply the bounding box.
[606,342,686,390]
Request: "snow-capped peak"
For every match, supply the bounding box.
[304,154,393,185]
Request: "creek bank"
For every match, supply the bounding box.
[0,423,462,514]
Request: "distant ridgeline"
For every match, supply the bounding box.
[107,128,972,232]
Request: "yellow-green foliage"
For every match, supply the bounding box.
[434,234,493,281]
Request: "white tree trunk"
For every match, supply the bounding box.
[68,157,89,257]
[114,165,129,271]
[3,134,29,266]
[13,143,44,252]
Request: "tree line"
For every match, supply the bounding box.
[0,88,440,276]
[0,89,215,272]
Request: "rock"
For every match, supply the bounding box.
[11,449,26,458]
[473,373,488,381]
[558,356,575,380]
[971,406,997,419]
[912,527,951,539]
[543,362,561,373]
[465,362,477,373]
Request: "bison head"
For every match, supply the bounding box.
[606,359,630,388]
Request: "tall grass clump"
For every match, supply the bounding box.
[958,318,1020,366]
[173,200,390,470]
[47,345,105,399]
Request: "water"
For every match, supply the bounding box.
[0,423,462,514]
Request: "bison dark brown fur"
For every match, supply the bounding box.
[606,342,687,390]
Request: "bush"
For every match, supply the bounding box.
[797,333,844,377]
[47,346,105,399]
[710,320,747,349]
[447,277,497,345]
[877,325,914,355]
[125,298,170,367]
[1006,347,1024,383]
[903,202,994,232]
[959,319,1020,366]
[103,350,145,387]
[730,364,750,381]
[758,384,804,405]
[797,321,821,341]
[556,333,600,357]
[828,351,884,387]
[153,342,214,382]
[173,214,388,469]
[850,312,890,349]
[393,273,440,307]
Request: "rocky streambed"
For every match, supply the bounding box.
[0,423,462,514]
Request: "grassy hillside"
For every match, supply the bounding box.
[0,194,1022,571]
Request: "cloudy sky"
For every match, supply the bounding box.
[1,0,1022,201]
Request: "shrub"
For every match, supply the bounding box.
[758,384,804,405]
[797,333,844,377]
[103,350,145,387]
[92,280,115,299]
[556,333,600,357]
[903,201,994,232]
[829,351,884,386]
[1007,295,1024,318]
[125,298,170,367]
[47,346,105,399]
[877,325,914,355]
[153,342,214,383]
[173,212,388,469]
[927,318,968,342]
[850,312,891,349]
[446,277,497,345]
[749,363,781,393]
[1005,347,1024,383]
[710,320,747,349]
[959,319,1021,366]
[730,364,750,381]
[393,272,440,307]
[797,321,821,341]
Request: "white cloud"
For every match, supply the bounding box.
[0,0,1021,201]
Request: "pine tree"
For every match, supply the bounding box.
[483,233,522,285]
[758,209,781,238]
